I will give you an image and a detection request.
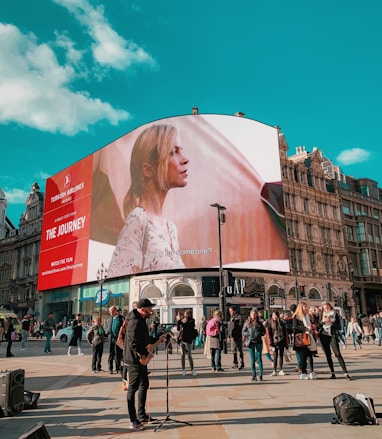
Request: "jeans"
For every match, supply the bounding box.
[180,342,194,370]
[248,342,263,377]
[320,334,347,374]
[350,332,362,349]
[109,338,123,372]
[21,330,28,349]
[377,328,382,346]
[127,363,149,422]
[210,348,222,370]
[44,331,52,352]
[91,344,104,371]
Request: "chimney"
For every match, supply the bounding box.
[192,107,199,115]
[235,111,245,117]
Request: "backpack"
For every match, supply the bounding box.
[332,393,371,425]
[206,318,219,336]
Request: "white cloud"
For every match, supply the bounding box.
[3,187,29,204]
[0,23,129,135]
[336,148,371,166]
[53,0,156,69]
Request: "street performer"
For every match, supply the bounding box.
[124,298,166,430]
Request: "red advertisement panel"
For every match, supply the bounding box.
[38,155,93,290]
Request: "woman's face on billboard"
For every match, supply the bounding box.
[166,135,189,189]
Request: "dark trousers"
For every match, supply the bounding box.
[272,344,286,371]
[320,334,347,374]
[108,339,123,372]
[92,344,103,371]
[127,363,149,422]
[6,340,13,357]
[232,338,244,366]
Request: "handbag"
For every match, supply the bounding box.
[294,332,311,348]
[244,338,250,347]
[11,331,19,341]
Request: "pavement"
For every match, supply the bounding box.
[0,338,382,439]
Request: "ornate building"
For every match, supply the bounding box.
[0,183,44,318]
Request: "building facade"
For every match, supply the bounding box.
[2,118,382,324]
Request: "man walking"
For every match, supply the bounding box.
[227,306,245,370]
[43,312,55,353]
[106,306,124,374]
[21,314,30,350]
[68,313,84,355]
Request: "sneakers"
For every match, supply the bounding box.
[251,375,257,381]
[259,375,263,382]
[78,352,84,356]
[309,372,318,380]
[217,368,224,372]
[300,373,309,380]
[270,371,277,376]
[191,370,197,376]
[278,370,285,376]
[345,373,353,380]
[238,365,244,370]
[139,416,157,423]
[128,421,144,430]
[231,364,238,369]
[182,370,187,376]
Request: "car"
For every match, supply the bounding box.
[55,324,91,343]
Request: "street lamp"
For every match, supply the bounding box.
[210,203,226,318]
[96,262,108,321]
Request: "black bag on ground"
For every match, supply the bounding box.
[332,393,370,425]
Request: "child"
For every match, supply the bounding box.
[86,317,106,373]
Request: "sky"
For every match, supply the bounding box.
[1,0,381,225]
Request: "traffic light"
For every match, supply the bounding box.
[269,297,275,306]
[334,298,340,306]
[299,285,305,298]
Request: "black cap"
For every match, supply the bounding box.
[137,298,156,308]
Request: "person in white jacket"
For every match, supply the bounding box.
[346,317,363,350]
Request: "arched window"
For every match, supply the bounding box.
[141,285,161,299]
[308,287,321,300]
[172,284,194,297]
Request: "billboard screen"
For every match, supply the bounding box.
[38,114,289,290]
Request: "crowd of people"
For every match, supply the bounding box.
[2,302,382,432]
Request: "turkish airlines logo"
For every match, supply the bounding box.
[64,174,71,188]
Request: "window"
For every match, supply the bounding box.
[346,225,354,241]
[360,249,371,275]
[308,251,316,272]
[303,198,309,213]
[373,208,379,220]
[355,203,362,216]
[342,200,350,215]
[332,206,338,220]
[359,185,370,196]
[306,223,312,241]
[356,222,366,241]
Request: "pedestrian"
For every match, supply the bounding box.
[292,302,318,380]
[346,316,363,350]
[318,302,352,380]
[68,313,84,356]
[177,310,198,376]
[43,312,55,353]
[21,314,30,350]
[267,310,288,376]
[206,310,225,372]
[360,314,373,343]
[87,316,106,373]
[375,311,382,346]
[105,305,124,374]
[124,298,166,430]
[198,315,207,346]
[242,308,266,382]
[0,318,5,350]
[227,306,245,370]
[5,317,15,357]
[34,321,42,339]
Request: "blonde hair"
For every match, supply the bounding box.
[123,124,179,217]
[292,302,307,321]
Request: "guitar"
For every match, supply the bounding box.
[138,334,167,366]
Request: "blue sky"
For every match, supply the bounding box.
[1,0,381,225]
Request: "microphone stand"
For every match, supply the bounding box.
[154,334,192,432]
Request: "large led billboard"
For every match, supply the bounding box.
[38,114,289,291]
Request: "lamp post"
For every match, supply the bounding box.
[210,203,226,319]
[96,262,108,321]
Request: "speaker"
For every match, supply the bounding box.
[19,422,51,439]
[0,369,25,417]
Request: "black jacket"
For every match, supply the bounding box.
[228,313,243,339]
[177,317,197,343]
[124,309,150,366]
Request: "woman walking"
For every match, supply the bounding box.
[267,310,288,376]
[242,309,266,382]
[206,310,225,372]
[318,302,352,380]
[292,302,318,380]
[5,317,15,357]
[346,316,363,350]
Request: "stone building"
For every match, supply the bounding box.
[0,183,44,318]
